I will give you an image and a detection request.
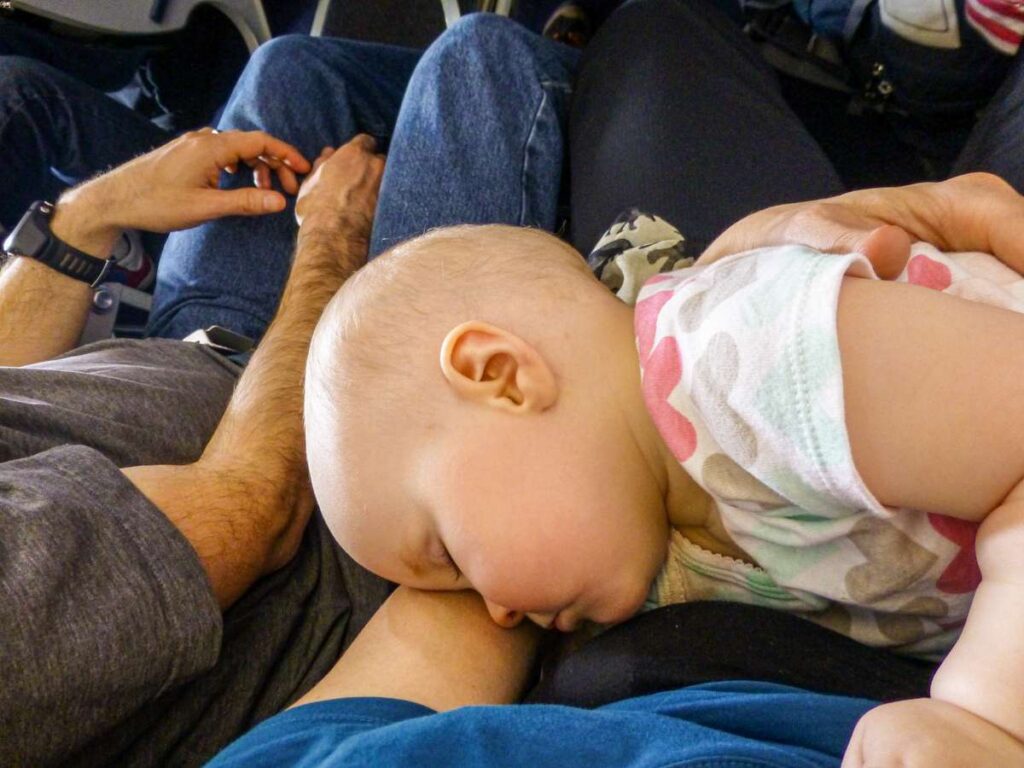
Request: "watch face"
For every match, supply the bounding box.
[12,224,47,257]
[7,208,48,257]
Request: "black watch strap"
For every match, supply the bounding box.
[3,201,114,287]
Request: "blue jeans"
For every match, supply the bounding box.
[147,15,580,342]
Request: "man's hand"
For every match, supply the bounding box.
[52,128,311,257]
[294,134,384,237]
[842,698,1024,768]
[700,173,1024,279]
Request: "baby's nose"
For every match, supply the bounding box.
[483,599,524,628]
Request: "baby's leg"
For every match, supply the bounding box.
[838,276,1024,740]
[838,276,1024,520]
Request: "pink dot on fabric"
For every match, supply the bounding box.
[907,254,953,291]
[642,336,697,463]
[635,288,674,363]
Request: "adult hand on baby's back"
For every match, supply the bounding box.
[294,134,385,242]
[700,173,1024,279]
[842,697,1024,768]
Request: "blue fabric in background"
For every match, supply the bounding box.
[208,681,877,768]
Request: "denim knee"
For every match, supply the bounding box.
[234,35,331,103]
[223,34,391,140]
[419,13,543,83]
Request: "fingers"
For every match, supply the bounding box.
[784,204,912,278]
[701,200,912,279]
[947,173,1024,274]
[348,134,378,153]
[842,174,1024,276]
[858,224,912,279]
[213,130,312,175]
[274,163,299,194]
[201,129,305,193]
[245,154,301,192]
[292,138,383,229]
[199,187,287,219]
[221,134,380,197]
[253,162,272,191]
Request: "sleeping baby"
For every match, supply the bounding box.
[304,212,1024,764]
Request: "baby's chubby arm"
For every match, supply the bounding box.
[837,275,1024,756]
[842,497,1024,768]
[929,480,1024,741]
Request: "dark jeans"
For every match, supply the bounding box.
[0,17,170,229]
[568,0,1024,255]
[0,56,169,230]
[0,15,154,90]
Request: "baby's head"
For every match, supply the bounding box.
[305,225,670,631]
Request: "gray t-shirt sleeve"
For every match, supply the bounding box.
[0,340,238,765]
[0,444,222,766]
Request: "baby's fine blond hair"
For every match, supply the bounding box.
[305,224,595,434]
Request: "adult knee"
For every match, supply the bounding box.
[221,34,369,144]
[236,35,327,100]
[420,13,535,81]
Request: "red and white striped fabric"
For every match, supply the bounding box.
[966,0,1024,55]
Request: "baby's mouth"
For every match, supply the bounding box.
[553,611,579,633]
[525,611,558,630]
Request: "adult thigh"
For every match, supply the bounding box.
[569,0,844,254]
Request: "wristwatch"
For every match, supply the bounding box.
[2,201,114,287]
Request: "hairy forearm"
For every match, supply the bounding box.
[202,214,365,482]
[125,215,367,607]
[292,588,542,711]
[0,182,121,366]
[0,257,92,366]
[123,461,281,608]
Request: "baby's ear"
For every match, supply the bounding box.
[439,321,557,413]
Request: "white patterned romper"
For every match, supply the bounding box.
[593,212,1024,658]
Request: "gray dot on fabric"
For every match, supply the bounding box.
[692,333,757,466]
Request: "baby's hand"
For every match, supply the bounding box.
[842,698,1024,768]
